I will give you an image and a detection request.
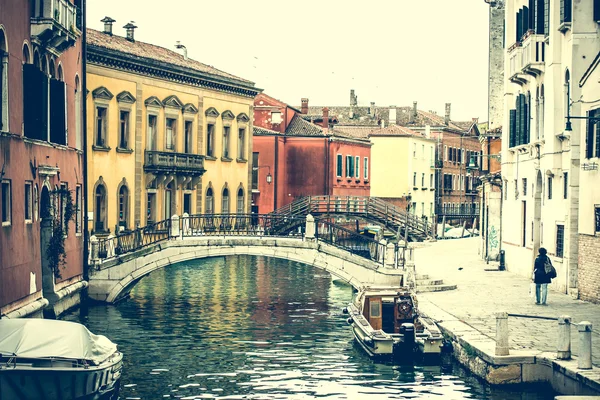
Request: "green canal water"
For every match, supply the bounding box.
[67,256,555,399]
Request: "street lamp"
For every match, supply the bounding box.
[252,166,272,184]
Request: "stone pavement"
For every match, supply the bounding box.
[414,237,600,367]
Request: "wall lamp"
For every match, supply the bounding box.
[466,154,501,174]
[252,165,273,184]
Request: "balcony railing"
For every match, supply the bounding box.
[31,0,82,53]
[522,34,545,76]
[144,150,206,176]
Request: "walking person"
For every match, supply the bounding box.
[533,248,553,305]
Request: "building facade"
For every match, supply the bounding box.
[369,125,436,219]
[501,0,600,296]
[86,21,259,236]
[0,0,86,318]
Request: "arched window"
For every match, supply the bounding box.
[236,188,244,214]
[0,28,8,132]
[33,50,41,69]
[48,57,55,79]
[164,182,174,220]
[222,188,230,214]
[205,187,214,214]
[94,182,108,233]
[118,184,129,231]
[22,43,30,64]
[40,185,51,220]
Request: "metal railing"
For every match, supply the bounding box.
[180,213,305,237]
[96,219,171,260]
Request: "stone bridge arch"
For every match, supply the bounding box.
[88,237,405,303]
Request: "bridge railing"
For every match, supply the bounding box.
[180,213,305,237]
[94,218,171,260]
[315,219,386,265]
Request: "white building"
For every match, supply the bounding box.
[501,0,600,297]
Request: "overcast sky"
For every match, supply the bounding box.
[88,0,490,122]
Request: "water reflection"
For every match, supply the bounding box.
[68,256,553,399]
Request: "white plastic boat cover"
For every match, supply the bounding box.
[0,319,117,365]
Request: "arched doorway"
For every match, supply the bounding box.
[95,183,107,233]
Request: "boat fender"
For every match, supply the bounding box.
[342,307,348,314]
[346,317,353,325]
[440,339,453,354]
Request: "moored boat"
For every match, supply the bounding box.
[343,287,443,360]
[0,318,122,400]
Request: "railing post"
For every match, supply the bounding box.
[135,222,142,248]
[90,235,99,265]
[557,315,572,360]
[577,321,593,369]
[170,214,180,238]
[305,214,315,241]
[384,241,396,268]
[495,312,510,356]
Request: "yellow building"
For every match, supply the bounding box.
[86,21,259,234]
[369,125,436,219]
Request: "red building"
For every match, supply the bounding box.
[252,94,370,214]
[0,0,86,318]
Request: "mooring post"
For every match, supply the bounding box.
[89,235,99,265]
[557,315,572,360]
[170,214,180,238]
[495,312,509,356]
[577,321,593,369]
[305,214,315,240]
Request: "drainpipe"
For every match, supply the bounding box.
[82,0,89,282]
[273,136,278,210]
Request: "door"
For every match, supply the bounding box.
[368,296,382,330]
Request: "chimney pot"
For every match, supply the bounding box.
[101,16,115,35]
[350,89,357,107]
[123,22,137,42]
[322,107,329,129]
[445,103,451,125]
[412,101,418,117]
[301,98,309,114]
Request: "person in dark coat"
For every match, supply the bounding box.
[533,247,552,305]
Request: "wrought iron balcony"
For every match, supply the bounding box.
[30,0,82,53]
[144,150,206,176]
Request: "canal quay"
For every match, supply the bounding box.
[66,255,559,399]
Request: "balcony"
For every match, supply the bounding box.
[522,34,545,77]
[507,44,528,86]
[30,0,82,53]
[144,151,206,176]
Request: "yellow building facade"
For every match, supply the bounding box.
[86,24,259,235]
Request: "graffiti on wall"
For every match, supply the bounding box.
[488,226,499,250]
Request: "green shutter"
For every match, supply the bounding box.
[337,155,342,177]
[509,109,517,147]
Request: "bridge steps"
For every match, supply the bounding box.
[415,274,457,293]
[415,284,458,293]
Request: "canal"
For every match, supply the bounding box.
[67,255,555,399]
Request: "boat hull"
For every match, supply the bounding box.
[0,352,122,400]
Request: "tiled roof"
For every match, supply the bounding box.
[330,125,379,139]
[87,28,253,85]
[253,126,282,136]
[285,115,325,137]
[368,125,426,138]
[453,120,476,131]
[299,114,338,123]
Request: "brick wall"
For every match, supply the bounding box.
[578,234,600,303]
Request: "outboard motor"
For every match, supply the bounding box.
[440,339,454,372]
[395,322,415,355]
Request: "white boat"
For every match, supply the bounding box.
[343,287,443,360]
[0,318,123,400]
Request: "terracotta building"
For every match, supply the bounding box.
[252,94,371,214]
[0,0,86,318]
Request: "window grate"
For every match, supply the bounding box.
[556,225,565,258]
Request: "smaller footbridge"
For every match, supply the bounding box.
[88,214,417,303]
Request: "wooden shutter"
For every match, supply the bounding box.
[509,109,517,147]
[595,0,600,22]
[536,0,545,33]
[50,79,66,145]
[594,110,600,158]
[523,6,530,34]
[517,9,523,42]
[24,64,48,141]
[560,0,565,23]
[544,0,550,35]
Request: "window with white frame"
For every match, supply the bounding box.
[147,114,157,151]
[206,123,215,157]
[421,173,425,187]
[346,155,353,178]
[184,120,193,154]
[95,106,108,147]
[430,173,434,188]
[24,181,32,222]
[413,172,417,187]
[336,154,343,177]
[237,128,245,160]
[222,126,231,159]
[355,156,360,178]
[1,180,11,226]
[444,145,448,161]
[364,157,369,180]
[119,110,130,149]
[271,111,282,124]
[165,118,176,151]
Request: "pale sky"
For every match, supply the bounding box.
[88,0,490,122]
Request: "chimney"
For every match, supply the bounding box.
[301,98,309,114]
[445,103,451,125]
[425,125,431,139]
[175,41,188,61]
[101,17,115,35]
[369,102,375,116]
[322,107,329,129]
[124,22,137,42]
[472,117,479,123]
[350,89,357,107]
[412,101,418,118]
[389,106,397,125]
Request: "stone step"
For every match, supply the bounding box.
[415,279,445,286]
[415,284,458,293]
[415,274,430,280]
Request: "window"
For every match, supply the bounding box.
[560,0,572,24]
[413,172,417,187]
[206,123,215,157]
[0,31,7,132]
[271,111,282,124]
[33,184,38,222]
[335,154,343,177]
[222,188,230,213]
[421,173,425,187]
[118,185,129,230]
[183,193,191,215]
[237,188,244,214]
[237,128,245,160]
[586,108,600,159]
[413,143,417,158]
[184,121,193,153]
[430,174,433,188]
[563,172,568,199]
[369,299,381,318]
[164,183,173,220]
[364,157,369,180]
[24,181,32,222]
[95,107,107,147]
[556,225,565,257]
[205,188,214,214]
[595,205,600,232]
[94,184,107,232]
[252,153,259,190]
[461,149,465,164]
[346,156,353,178]
[522,178,528,196]
[595,0,600,22]
[547,176,553,199]
[147,115,157,151]
[509,94,531,147]
[1,180,10,226]
[75,185,81,234]
[355,156,360,178]
[119,110,129,149]
[504,181,508,200]
[421,144,425,159]
[165,118,176,151]
[223,126,230,158]
[444,145,448,161]
[147,193,156,223]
